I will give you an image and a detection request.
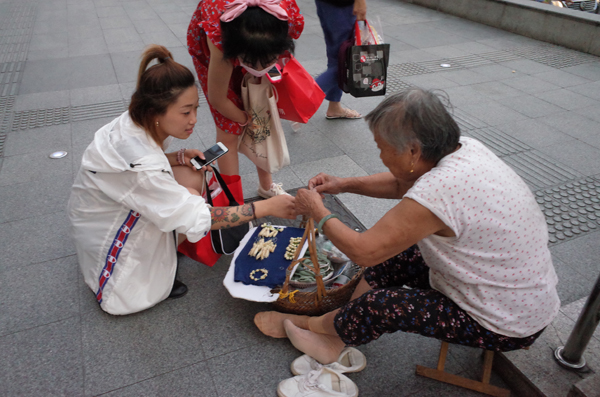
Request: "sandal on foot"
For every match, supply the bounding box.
[325,109,362,120]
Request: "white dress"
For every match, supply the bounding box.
[68,112,211,315]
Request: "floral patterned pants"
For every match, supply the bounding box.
[333,246,544,352]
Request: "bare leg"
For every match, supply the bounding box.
[256,165,273,191]
[350,277,372,300]
[216,127,240,176]
[254,311,309,338]
[284,319,346,365]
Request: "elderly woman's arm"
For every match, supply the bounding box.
[309,172,410,199]
[295,189,451,267]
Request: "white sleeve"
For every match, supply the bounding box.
[121,170,212,243]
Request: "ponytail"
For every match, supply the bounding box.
[129,44,196,145]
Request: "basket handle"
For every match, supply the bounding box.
[279,218,327,302]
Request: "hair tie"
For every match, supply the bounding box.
[220,0,288,23]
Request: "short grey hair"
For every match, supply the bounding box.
[365,88,461,163]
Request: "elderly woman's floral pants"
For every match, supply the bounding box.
[333,246,544,352]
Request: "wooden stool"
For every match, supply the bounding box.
[415,341,511,397]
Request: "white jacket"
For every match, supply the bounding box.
[68,112,211,315]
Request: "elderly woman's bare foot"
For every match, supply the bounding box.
[284,319,346,364]
[254,311,309,338]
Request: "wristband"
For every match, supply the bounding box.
[250,202,257,220]
[317,214,338,236]
[177,148,186,166]
[239,111,251,127]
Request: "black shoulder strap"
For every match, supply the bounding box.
[205,167,240,207]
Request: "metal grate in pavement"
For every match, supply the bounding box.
[535,177,600,244]
[502,150,582,191]
[0,61,24,97]
[453,108,488,131]
[385,78,412,94]
[463,126,531,157]
[71,101,127,122]
[387,63,432,77]
[11,101,127,131]
[0,96,14,157]
[12,107,70,130]
[506,45,599,69]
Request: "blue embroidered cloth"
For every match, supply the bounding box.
[234,226,305,288]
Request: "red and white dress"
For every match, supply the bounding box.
[187,0,304,135]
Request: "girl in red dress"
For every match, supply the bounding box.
[187,0,304,198]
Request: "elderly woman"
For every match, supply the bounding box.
[254,88,560,368]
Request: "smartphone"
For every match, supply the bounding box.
[266,64,282,83]
[190,142,229,169]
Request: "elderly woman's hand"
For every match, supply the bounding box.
[263,194,296,219]
[308,173,344,197]
[295,188,325,218]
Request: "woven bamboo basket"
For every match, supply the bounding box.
[271,218,363,316]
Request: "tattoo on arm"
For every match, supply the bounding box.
[210,204,253,230]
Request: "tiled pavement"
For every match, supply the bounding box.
[1,0,600,395]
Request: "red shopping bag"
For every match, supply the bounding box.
[177,170,245,267]
[273,55,325,124]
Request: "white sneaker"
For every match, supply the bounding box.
[257,182,290,199]
[291,348,367,376]
[277,367,359,397]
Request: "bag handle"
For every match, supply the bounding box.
[205,167,240,207]
[279,218,327,302]
[354,19,377,45]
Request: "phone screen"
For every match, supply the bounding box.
[201,144,227,165]
[267,66,281,81]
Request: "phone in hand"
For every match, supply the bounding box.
[190,142,229,170]
[266,64,282,83]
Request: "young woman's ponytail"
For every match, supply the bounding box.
[129,44,196,144]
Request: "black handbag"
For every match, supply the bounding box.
[338,20,390,98]
[205,168,250,255]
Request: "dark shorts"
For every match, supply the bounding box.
[333,246,544,352]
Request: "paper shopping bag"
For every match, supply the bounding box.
[239,74,290,174]
[338,20,390,98]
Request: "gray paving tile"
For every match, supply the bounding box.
[0,317,84,396]
[498,58,557,75]
[158,10,190,24]
[500,74,561,95]
[388,23,471,49]
[28,31,69,52]
[567,81,600,101]
[495,118,572,150]
[20,57,73,94]
[68,24,104,40]
[0,211,75,269]
[290,155,368,186]
[469,63,518,80]
[111,50,143,83]
[81,296,205,396]
[140,30,182,47]
[99,15,132,30]
[4,124,71,157]
[0,171,74,224]
[26,47,70,61]
[131,17,171,34]
[497,94,565,118]
[449,41,500,55]
[285,128,345,166]
[537,139,600,175]
[69,84,121,107]
[469,81,524,100]
[439,68,497,85]
[207,338,299,397]
[458,100,529,126]
[401,73,460,90]
[0,255,79,336]
[0,150,73,187]
[96,5,128,18]
[126,7,159,20]
[337,192,398,229]
[561,61,600,81]
[102,362,217,396]
[69,36,109,57]
[534,88,599,112]
[423,45,473,59]
[13,90,70,111]
[533,69,593,88]
[537,111,600,141]
[552,256,595,307]
[69,54,117,89]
